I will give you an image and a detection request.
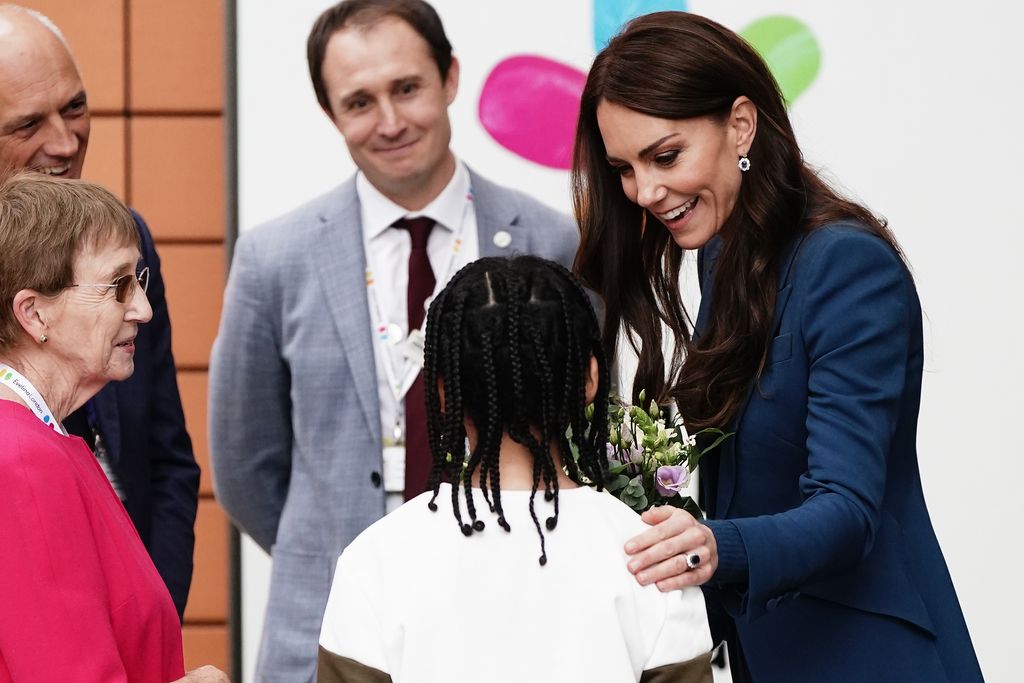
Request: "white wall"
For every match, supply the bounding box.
[236,1,1023,680]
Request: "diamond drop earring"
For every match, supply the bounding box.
[738,155,751,172]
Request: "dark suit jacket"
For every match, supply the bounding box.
[74,211,199,619]
[696,224,983,682]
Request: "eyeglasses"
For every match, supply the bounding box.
[68,267,150,304]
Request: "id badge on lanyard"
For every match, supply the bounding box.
[364,190,472,406]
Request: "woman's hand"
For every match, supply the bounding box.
[173,665,231,682]
[624,506,718,591]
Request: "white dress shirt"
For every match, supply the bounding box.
[357,162,479,508]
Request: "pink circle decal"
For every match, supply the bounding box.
[478,55,586,170]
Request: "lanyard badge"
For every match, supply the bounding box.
[0,364,67,435]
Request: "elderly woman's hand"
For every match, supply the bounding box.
[174,665,231,682]
[624,506,718,591]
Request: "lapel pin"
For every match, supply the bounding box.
[493,230,512,249]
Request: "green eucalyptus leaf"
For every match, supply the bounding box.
[607,474,630,491]
[629,494,649,512]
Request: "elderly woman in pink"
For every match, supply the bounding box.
[0,172,226,683]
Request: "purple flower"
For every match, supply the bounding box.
[606,442,618,462]
[655,465,689,497]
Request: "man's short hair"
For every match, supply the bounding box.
[307,0,453,113]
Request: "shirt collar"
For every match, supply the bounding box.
[357,161,471,241]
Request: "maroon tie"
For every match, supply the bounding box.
[395,217,435,499]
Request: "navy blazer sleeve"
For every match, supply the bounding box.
[705,228,912,620]
[128,211,200,619]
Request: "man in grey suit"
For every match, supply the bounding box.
[208,0,578,680]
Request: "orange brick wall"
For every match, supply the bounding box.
[28,0,231,673]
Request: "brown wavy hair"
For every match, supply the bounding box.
[0,171,137,352]
[571,11,901,430]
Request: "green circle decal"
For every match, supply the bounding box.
[740,15,821,105]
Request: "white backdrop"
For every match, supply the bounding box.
[236,1,1023,680]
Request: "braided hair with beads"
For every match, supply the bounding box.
[422,255,610,565]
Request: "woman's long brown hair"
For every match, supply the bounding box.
[571,12,901,430]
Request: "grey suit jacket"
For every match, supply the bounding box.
[209,168,578,682]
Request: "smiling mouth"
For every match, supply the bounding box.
[114,337,136,350]
[375,139,419,154]
[34,163,72,176]
[659,197,699,221]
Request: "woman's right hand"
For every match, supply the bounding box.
[625,505,719,591]
[174,665,231,682]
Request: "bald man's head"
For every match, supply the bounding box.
[0,6,89,179]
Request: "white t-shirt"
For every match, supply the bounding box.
[319,484,713,682]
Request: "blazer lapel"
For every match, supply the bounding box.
[693,236,722,343]
[694,237,721,514]
[718,232,808,516]
[311,181,381,443]
[469,169,521,257]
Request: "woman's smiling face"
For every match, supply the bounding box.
[596,98,754,250]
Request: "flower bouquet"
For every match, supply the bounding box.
[589,391,730,517]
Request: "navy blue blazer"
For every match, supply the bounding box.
[697,224,982,682]
[73,212,199,620]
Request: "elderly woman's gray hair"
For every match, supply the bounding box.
[0,171,138,351]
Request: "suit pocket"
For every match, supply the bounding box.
[800,514,936,637]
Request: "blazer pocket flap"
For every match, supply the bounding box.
[768,284,794,339]
[769,333,793,364]
[801,521,936,637]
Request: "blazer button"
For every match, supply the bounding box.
[370,471,382,488]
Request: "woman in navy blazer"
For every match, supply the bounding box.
[571,11,983,682]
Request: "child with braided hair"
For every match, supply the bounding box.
[318,256,714,682]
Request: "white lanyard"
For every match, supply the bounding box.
[0,363,67,435]
[365,189,474,405]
